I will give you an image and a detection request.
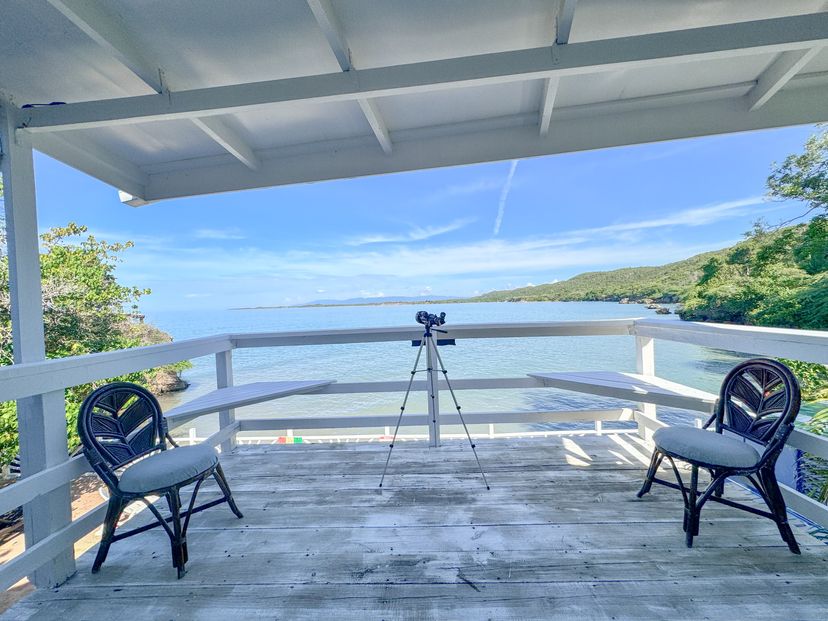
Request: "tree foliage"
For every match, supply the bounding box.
[0,207,188,465]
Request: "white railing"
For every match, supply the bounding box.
[0,317,826,591]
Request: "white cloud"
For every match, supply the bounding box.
[493,160,519,236]
[193,228,245,240]
[574,196,767,238]
[346,217,475,246]
[117,194,790,308]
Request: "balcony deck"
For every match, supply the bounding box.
[4,434,828,620]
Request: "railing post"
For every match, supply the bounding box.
[635,335,657,440]
[1,104,75,587]
[426,340,440,447]
[215,350,236,452]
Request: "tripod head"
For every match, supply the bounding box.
[415,310,446,328]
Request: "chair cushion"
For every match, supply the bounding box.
[653,426,760,469]
[118,444,219,494]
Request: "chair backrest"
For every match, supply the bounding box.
[715,358,801,449]
[78,382,167,486]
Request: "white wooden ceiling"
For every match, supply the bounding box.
[1,0,827,204]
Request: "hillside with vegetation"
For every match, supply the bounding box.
[467,249,726,304]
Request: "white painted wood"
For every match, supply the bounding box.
[190,117,260,170]
[356,98,393,154]
[44,0,259,171]
[556,0,578,45]
[214,350,237,452]
[1,105,75,588]
[0,334,232,403]
[230,319,636,349]
[635,335,657,438]
[130,78,828,201]
[789,428,828,460]
[747,47,823,110]
[306,0,392,154]
[529,370,717,412]
[634,318,828,364]
[306,0,351,71]
[20,13,828,132]
[29,132,148,200]
[44,0,163,92]
[0,454,90,516]
[538,76,560,136]
[426,338,440,447]
[779,482,828,527]
[317,377,542,394]
[204,421,241,449]
[237,409,630,432]
[635,336,655,376]
[0,502,106,592]
[164,380,335,426]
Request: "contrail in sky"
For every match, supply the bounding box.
[493,160,518,236]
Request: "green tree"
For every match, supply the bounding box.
[0,194,188,464]
[767,129,828,216]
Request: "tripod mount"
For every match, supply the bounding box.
[379,311,490,490]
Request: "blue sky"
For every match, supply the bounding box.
[30,124,819,312]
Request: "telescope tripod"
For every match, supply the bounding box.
[379,323,489,490]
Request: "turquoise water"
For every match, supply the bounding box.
[145,302,742,437]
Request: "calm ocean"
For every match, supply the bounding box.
[145,302,742,439]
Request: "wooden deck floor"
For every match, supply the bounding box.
[4,434,828,620]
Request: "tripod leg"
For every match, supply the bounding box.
[429,339,490,490]
[379,338,427,488]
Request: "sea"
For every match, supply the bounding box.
[146,301,743,440]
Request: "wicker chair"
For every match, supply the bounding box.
[78,382,243,578]
[637,358,801,552]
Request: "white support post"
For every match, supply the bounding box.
[215,350,236,452]
[635,335,657,440]
[426,339,440,447]
[0,104,75,587]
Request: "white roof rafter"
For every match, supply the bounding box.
[19,12,828,134]
[306,0,392,154]
[747,47,824,110]
[114,75,828,202]
[539,0,578,136]
[44,0,260,171]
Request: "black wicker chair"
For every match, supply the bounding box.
[637,358,802,552]
[78,382,243,578]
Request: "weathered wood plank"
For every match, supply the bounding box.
[529,371,717,412]
[164,380,335,425]
[9,579,828,621]
[4,434,826,621]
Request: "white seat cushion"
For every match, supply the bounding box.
[118,444,218,494]
[653,426,760,469]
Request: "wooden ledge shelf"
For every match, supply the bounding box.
[528,371,717,412]
[165,380,336,424]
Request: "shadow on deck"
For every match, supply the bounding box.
[4,434,828,620]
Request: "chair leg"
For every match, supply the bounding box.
[711,469,725,498]
[760,469,800,554]
[92,495,124,573]
[637,450,662,498]
[685,465,699,547]
[166,490,188,578]
[213,462,243,519]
